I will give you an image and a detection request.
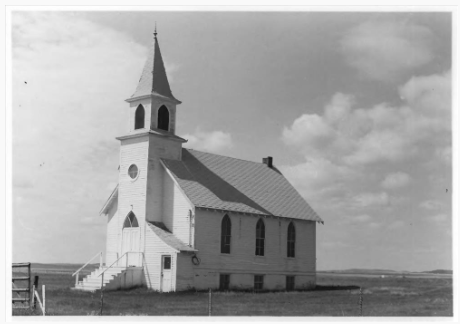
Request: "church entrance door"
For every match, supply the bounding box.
[122,227,141,267]
[160,255,172,292]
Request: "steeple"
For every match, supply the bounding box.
[128,29,180,103]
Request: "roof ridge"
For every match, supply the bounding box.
[184,148,268,166]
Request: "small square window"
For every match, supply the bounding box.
[286,276,295,291]
[220,274,230,290]
[254,275,264,291]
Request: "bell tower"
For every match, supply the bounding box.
[115,29,186,255]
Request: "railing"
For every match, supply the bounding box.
[98,251,144,279]
[72,251,102,286]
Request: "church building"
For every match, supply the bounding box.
[74,30,323,292]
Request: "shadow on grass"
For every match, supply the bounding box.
[314,285,360,291]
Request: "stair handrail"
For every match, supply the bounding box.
[72,251,102,277]
[97,251,143,278]
[72,251,102,286]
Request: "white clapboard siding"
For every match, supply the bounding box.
[162,169,194,245]
[118,135,150,258]
[176,253,195,291]
[105,199,119,265]
[128,99,152,134]
[143,225,178,291]
[193,209,316,290]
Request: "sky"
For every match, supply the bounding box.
[10,10,453,271]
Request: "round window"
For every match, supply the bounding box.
[128,164,138,179]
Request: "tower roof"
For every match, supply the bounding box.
[129,32,180,103]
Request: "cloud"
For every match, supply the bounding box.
[12,12,147,262]
[425,214,449,222]
[353,192,390,208]
[420,200,444,210]
[381,172,411,189]
[282,71,451,167]
[340,20,434,81]
[388,220,405,230]
[183,128,233,154]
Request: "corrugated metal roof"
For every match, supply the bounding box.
[161,149,323,222]
[147,222,197,252]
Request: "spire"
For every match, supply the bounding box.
[129,29,179,103]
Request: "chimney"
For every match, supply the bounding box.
[262,156,273,168]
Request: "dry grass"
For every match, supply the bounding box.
[12,271,453,317]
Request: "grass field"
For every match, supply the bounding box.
[12,266,452,317]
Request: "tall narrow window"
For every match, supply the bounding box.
[221,215,231,254]
[219,274,230,291]
[134,105,145,129]
[286,276,295,291]
[255,219,265,256]
[287,222,296,258]
[123,212,139,228]
[157,105,169,131]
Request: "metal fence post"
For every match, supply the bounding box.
[42,285,46,316]
[359,287,363,316]
[100,273,104,316]
[208,288,212,316]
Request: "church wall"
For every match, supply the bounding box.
[105,198,119,266]
[162,168,194,245]
[118,135,150,258]
[176,252,195,291]
[192,209,316,291]
[143,226,178,291]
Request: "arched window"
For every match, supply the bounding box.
[221,215,231,254]
[123,212,139,228]
[287,222,296,258]
[255,219,265,256]
[157,105,169,131]
[134,105,145,129]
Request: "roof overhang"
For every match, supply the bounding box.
[116,130,187,143]
[125,93,182,105]
[99,185,118,216]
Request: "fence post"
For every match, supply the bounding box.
[33,276,39,309]
[359,287,363,316]
[31,285,35,310]
[42,285,46,316]
[208,288,212,316]
[100,273,104,316]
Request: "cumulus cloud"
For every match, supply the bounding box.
[183,128,233,154]
[282,71,451,167]
[381,172,412,189]
[340,20,434,81]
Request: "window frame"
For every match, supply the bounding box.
[123,212,139,228]
[221,215,232,254]
[128,164,139,180]
[287,222,296,258]
[286,276,295,291]
[219,274,230,291]
[255,219,265,256]
[157,105,170,131]
[254,275,264,292]
[134,104,145,130]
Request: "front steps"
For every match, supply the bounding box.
[74,267,126,292]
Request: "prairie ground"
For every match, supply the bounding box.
[12,269,452,317]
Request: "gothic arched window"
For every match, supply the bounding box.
[123,212,139,228]
[134,105,145,129]
[255,219,265,256]
[221,215,231,254]
[157,105,169,131]
[287,222,296,258]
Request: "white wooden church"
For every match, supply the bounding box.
[74,30,323,292]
